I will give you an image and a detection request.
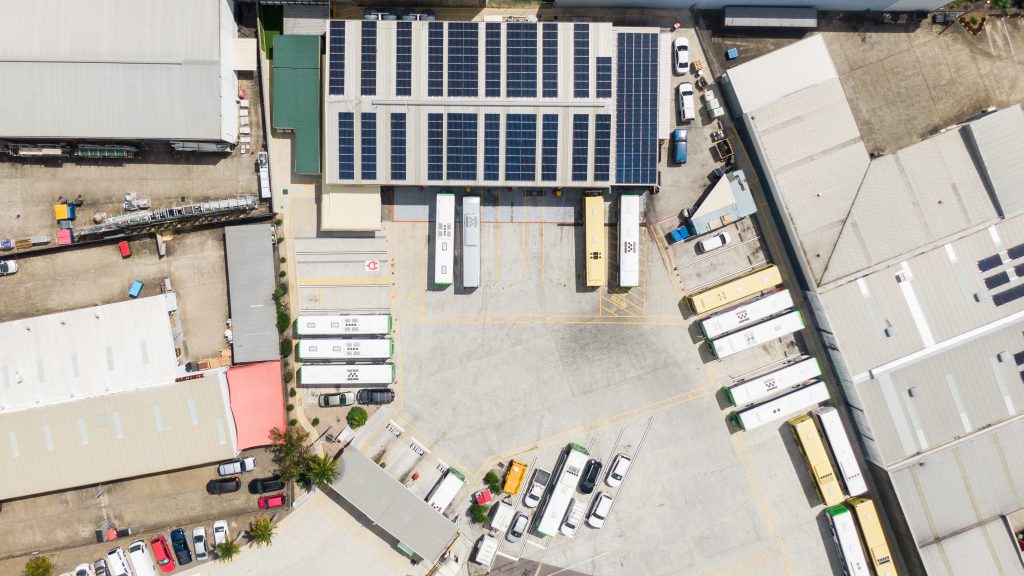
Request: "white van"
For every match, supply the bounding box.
[489,501,514,533]
[104,548,131,576]
[128,539,158,576]
[677,83,696,123]
[472,534,498,566]
[605,453,633,487]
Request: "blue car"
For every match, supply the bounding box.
[672,128,688,164]
[170,528,193,566]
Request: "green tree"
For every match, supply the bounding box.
[248,516,277,548]
[22,557,53,576]
[347,407,368,429]
[484,471,502,494]
[269,426,310,482]
[303,453,340,487]
[994,0,1012,9]
[280,338,293,358]
[214,540,241,563]
[468,503,489,524]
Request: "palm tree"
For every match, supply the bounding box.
[214,540,241,563]
[304,453,340,487]
[248,515,277,548]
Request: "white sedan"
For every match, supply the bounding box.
[673,36,690,75]
[217,456,256,476]
[213,520,229,546]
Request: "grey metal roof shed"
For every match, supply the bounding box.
[225,224,280,364]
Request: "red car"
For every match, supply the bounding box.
[118,241,131,258]
[258,493,288,509]
[150,534,176,573]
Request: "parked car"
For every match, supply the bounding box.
[212,520,229,546]
[249,476,285,494]
[74,563,95,576]
[672,128,688,164]
[207,477,241,495]
[93,559,109,576]
[578,459,603,494]
[698,232,732,253]
[192,527,208,561]
[560,498,587,537]
[673,36,690,74]
[0,260,18,276]
[506,512,529,543]
[357,388,395,405]
[170,528,193,567]
[259,493,288,509]
[586,492,614,529]
[678,82,695,123]
[523,468,551,509]
[605,453,633,487]
[129,538,160,576]
[104,548,131,576]
[319,392,356,407]
[217,456,256,476]
[148,535,174,573]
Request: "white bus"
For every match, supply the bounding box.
[435,192,455,286]
[700,290,794,340]
[294,314,391,337]
[534,443,590,537]
[732,380,830,431]
[825,504,871,576]
[297,364,395,386]
[297,339,393,361]
[426,467,466,514]
[709,310,805,360]
[815,407,868,497]
[463,195,481,289]
[619,194,641,288]
[724,357,821,407]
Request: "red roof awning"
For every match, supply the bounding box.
[226,361,286,450]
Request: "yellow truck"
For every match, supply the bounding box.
[503,460,528,495]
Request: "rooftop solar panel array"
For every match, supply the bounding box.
[448,23,479,97]
[596,57,612,98]
[484,114,500,181]
[505,114,537,181]
[615,32,659,185]
[574,24,590,98]
[338,112,354,180]
[506,23,538,98]
[595,114,611,182]
[396,21,412,97]
[542,114,558,181]
[542,23,558,98]
[328,21,345,96]
[572,114,589,182]
[428,113,444,181]
[391,113,406,181]
[485,23,502,98]
[361,112,377,180]
[361,21,377,96]
[428,22,444,97]
[447,113,478,180]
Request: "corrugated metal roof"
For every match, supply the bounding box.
[327,449,458,561]
[724,34,837,114]
[0,0,236,142]
[723,6,818,28]
[0,296,178,413]
[919,517,1024,576]
[0,371,237,501]
[225,224,280,364]
[965,104,1024,218]
[321,186,382,232]
[272,35,322,175]
[689,170,756,234]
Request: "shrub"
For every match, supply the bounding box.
[275,218,284,226]
[276,311,290,334]
[22,556,54,576]
[468,503,489,524]
[484,471,502,494]
[289,387,297,398]
[288,418,298,427]
[286,403,294,412]
[347,407,368,429]
[280,256,286,263]
[276,237,284,244]
[280,338,293,358]
[311,417,320,427]
[279,270,287,278]
[282,371,294,384]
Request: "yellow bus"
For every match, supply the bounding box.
[685,265,782,315]
[848,498,899,576]
[503,460,528,495]
[788,414,845,507]
[585,194,606,287]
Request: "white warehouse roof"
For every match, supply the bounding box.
[0,0,238,142]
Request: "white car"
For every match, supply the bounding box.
[698,232,732,253]
[217,456,256,476]
[586,492,614,529]
[104,548,131,576]
[677,82,695,123]
[193,527,209,561]
[673,36,690,74]
[605,453,632,488]
[213,520,229,546]
[74,565,95,576]
[0,260,17,276]
[319,392,356,407]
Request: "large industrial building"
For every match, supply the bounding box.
[317,19,668,230]
[722,35,1024,575]
[0,0,240,144]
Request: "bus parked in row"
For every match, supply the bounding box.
[700,289,793,340]
[297,364,395,387]
[732,380,830,431]
[534,443,590,537]
[724,357,821,407]
[434,192,455,286]
[847,498,898,576]
[815,407,868,497]
[585,194,606,288]
[789,414,845,507]
[619,193,640,289]
[294,314,391,337]
[297,339,393,361]
[825,503,871,576]
[462,195,481,289]
[685,264,782,315]
[427,466,466,514]
[708,310,805,360]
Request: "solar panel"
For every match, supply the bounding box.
[338,112,354,180]
[428,22,444,97]
[542,23,558,98]
[328,21,345,96]
[986,272,1011,290]
[505,114,536,181]
[361,21,377,96]
[994,283,1024,306]
[485,23,501,97]
[978,254,1004,272]
[391,113,406,180]
[396,21,412,97]
[447,113,478,180]
[574,23,590,98]
[542,114,558,181]
[615,32,659,185]
[448,23,479,97]
[1010,244,1024,260]
[506,23,537,98]
[428,113,443,181]
[484,114,500,181]
[595,114,611,182]
[572,114,589,182]
[361,112,377,180]
[596,56,612,98]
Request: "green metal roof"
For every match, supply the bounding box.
[272,35,321,175]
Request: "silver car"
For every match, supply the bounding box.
[193,526,208,561]
[217,456,256,476]
[506,512,528,543]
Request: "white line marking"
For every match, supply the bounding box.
[1002,19,1016,56]
[525,539,546,550]
[990,225,1002,247]
[496,551,518,561]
